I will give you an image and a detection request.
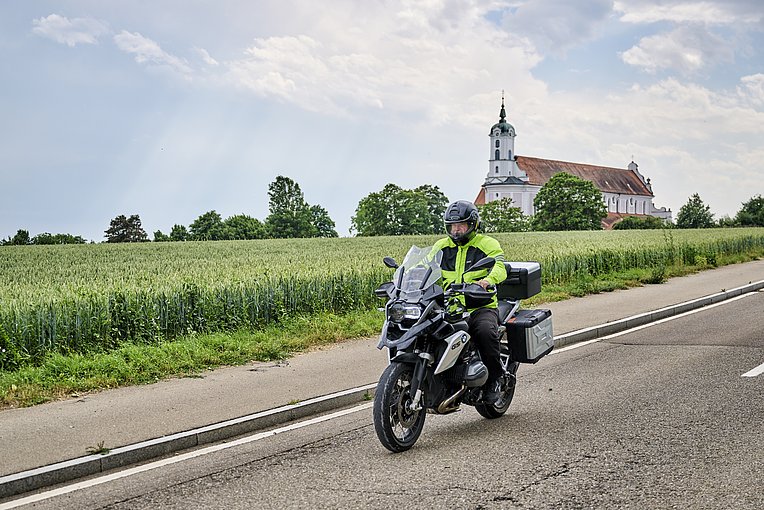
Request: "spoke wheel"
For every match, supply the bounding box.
[373,362,426,453]
[475,360,519,419]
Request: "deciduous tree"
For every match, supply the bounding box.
[10,229,31,245]
[676,193,714,229]
[735,194,764,227]
[414,184,449,234]
[169,224,190,241]
[223,214,267,240]
[153,230,170,242]
[105,214,148,242]
[351,183,448,236]
[478,198,529,233]
[32,233,87,244]
[613,215,668,230]
[264,176,315,238]
[309,205,338,238]
[190,211,225,240]
[532,172,606,231]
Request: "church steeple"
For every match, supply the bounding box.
[487,92,524,182]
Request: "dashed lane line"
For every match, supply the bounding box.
[742,362,764,378]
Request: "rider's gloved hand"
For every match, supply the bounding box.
[476,279,492,290]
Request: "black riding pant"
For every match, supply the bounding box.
[468,307,503,383]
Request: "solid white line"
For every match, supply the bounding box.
[742,362,764,378]
[0,403,373,510]
[552,291,759,355]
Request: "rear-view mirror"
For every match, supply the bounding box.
[383,257,399,269]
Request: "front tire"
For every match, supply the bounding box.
[373,362,426,452]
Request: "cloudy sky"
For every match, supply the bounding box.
[1,0,762,240]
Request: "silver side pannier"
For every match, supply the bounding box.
[505,308,554,363]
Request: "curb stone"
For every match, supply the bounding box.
[552,280,764,348]
[0,384,376,500]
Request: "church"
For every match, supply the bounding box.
[474,98,672,228]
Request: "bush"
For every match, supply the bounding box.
[613,216,668,230]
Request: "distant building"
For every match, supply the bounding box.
[474,97,672,228]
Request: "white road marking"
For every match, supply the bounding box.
[552,291,759,355]
[0,403,373,509]
[742,362,764,378]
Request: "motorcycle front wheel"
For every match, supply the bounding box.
[373,362,426,453]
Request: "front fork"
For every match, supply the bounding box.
[407,353,432,412]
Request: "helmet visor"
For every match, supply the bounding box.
[446,221,472,238]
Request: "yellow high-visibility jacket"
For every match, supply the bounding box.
[432,233,507,310]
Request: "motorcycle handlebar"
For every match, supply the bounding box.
[445,282,496,297]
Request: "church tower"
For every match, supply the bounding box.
[487,94,525,181]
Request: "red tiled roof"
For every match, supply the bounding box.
[516,156,653,197]
[474,187,486,205]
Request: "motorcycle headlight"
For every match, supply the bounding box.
[388,302,422,323]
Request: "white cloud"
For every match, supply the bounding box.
[500,0,614,54]
[195,47,219,66]
[222,1,542,123]
[9,0,763,236]
[738,73,764,106]
[113,30,193,76]
[614,0,763,25]
[508,75,764,217]
[620,25,735,74]
[32,14,109,47]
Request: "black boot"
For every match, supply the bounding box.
[483,378,503,405]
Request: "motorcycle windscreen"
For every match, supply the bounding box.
[394,245,443,302]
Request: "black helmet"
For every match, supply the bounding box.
[444,200,480,245]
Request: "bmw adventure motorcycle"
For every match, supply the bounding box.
[372,245,553,452]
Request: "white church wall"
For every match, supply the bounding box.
[480,98,671,221]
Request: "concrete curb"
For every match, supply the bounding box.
[2,278,763,500]
[552,280,764,349]
[0,383,376,500]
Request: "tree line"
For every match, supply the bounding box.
[151,176,338,243]
[3,173,763,245]
[2,175,338,245]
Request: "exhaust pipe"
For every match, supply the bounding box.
[437,386,466,414]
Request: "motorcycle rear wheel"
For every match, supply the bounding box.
[373,362,426,453]
[475,361,518,419]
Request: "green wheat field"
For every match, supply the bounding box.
[2,228,763,367]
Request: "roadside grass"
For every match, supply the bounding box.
[0,310,382,409]
[1,253,760,409]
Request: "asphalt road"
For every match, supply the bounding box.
[13,291,764,510]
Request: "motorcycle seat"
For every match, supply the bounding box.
[497,300,514,323]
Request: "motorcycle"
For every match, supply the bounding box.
[372,245,553,452]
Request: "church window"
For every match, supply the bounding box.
[495,166,499,173]
[495,149,500,160]
[508,150,512,160]
[495,140,500,148]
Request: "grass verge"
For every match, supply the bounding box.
[1,254,760,409]
[0,310,382,409]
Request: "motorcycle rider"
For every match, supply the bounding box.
[432,200,508,404]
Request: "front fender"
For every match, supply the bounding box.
[390,352,420,364]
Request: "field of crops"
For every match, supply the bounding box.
[1,228,763,368]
